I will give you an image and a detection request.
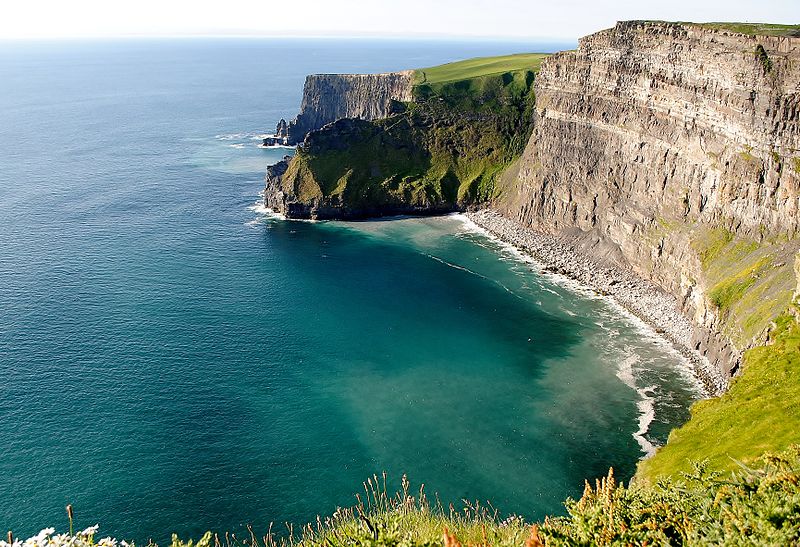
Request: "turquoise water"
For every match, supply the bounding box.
[0,39,699,542]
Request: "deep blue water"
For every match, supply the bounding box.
[0,38,699,543]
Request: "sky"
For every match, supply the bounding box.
[1,0,797,40]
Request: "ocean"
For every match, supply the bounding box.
[0,38,700,543]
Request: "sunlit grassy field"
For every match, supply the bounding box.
[413,53,549,86]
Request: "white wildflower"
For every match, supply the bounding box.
[6,527,127,547]
[78,527,98,538]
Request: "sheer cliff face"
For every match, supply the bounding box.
[499,22,800,375]
[287,71,414,143]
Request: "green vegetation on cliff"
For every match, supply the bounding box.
[413,53,548,86]
[690,227,797,345]
[687,22,800,37]
[639,219,800,481]
[638,308,800,481]
[273,53,544,216]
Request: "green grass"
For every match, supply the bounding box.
[638,311,800,481]
[708,256,772,312]
[738,146,759,163]
[413,53,549,86]
[689,226,796,344]
[692,227,734,270]
[680,22,800,37]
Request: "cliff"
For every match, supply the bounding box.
[497,21,800,378]
[263,23,800,478]
[267,61,538,219]
[286,71,414,144]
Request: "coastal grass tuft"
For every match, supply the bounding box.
[292,453,800,545]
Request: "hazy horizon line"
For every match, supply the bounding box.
[0,30,581,43]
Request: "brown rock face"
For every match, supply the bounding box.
[286,71,414,144]
[498,21,800,377]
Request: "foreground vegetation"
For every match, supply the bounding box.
[19,446,800,546]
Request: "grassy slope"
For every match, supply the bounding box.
[280,53,545,212]
[413,53,548,85]
[638,309,800,480]
[689,227,797,346]
[638,213,800,481]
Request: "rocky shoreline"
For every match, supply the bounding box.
[466,210,729,396]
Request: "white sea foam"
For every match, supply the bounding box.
[540,286,562,298]
[615,352,659,458]
[452,213,538,268]
[245,199,325,223]
[616,353,638,387]
[228,143,246,149]
[634,386,658,457]
[246,200,285,220]
[257,144,295,150]
[453,213,706,455]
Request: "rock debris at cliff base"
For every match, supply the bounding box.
[467,209,728,395]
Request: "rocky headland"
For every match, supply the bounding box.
[285,71,414,144]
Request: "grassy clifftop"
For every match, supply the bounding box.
[413,53,548,86]
[269,53,544,218]
[638,226,799,481]
[635,20,800,37]
[687,22,800,37]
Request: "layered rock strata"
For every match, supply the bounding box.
[286,71,414,144]
[498,21,800,378]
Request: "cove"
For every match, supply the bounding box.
[0,38,696,544]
